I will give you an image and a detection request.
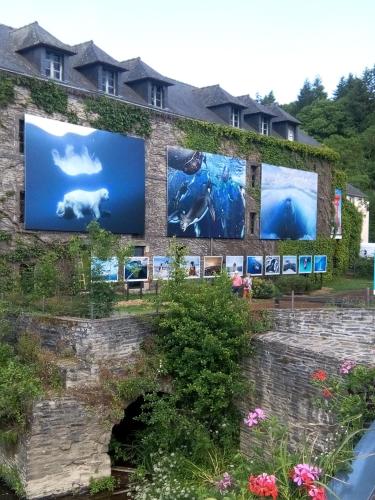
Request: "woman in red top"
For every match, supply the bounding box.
[231,271,243,295]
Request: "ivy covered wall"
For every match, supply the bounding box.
[0,70,361,278]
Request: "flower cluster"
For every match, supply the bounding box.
[248,473,278,499]
[291,463,321,487]
[339,359,356,375]
[291,463,326,499]
[244,408,266,428]
[311,370,328,382]
[216,472,233,493]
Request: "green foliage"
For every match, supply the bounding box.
[274,275,317,295]
[89,475,118,495]
[251,278,277,298]
[0,465,25,497]
[177,117,339,165]
[352,256,374,278]
[21,78,69,115]
[33,251,59,298]
[0,76,15,108]
[84,96,152,137]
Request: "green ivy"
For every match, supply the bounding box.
[0,76,15,109]
[177,118,339,165]
[84,96,152,138]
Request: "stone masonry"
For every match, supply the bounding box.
[1,308,374,498]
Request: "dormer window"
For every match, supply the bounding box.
[261,118,269,136]
[43,51,63,80]
[287,126,295,141]
[101,69,116,95]
[151,84,164,108]
[231,107,240,128]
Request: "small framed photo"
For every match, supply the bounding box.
[314,255,327,273]
[225,256,244,277]
[246,256,263,276]
[91,257,118,282]
[282,255,297,275]
[183,256,201,278]
[125,257,149,281]
[203,256,223,278]
[298,255,312,274]
[265,255,280,275]
[153,256,172,280]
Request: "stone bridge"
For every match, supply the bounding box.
[0,308,374,499]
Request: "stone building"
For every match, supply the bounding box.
[0,21,335,272]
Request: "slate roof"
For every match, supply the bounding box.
[73,41,125,71]
[267,103,301,124]
[347,183,367,198]
[0,21,320,147]
[238,94,277,117]
[122,57,174,85]
[10,21,76,55]
[193,84,246,108]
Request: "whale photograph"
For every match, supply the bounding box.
[91,257,119,282]
[246,256,263,276]
[24,114,145,234]
[265,255,280,275]
[282,255,297,274]
[167,146,246,239]
[260,163,318,240]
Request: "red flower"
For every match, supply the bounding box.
[248,473,278,499]
[322,388,333,399]
[308,485,327,499]
[311,370,328,382]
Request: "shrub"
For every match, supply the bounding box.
[89,475,118,495]
[274,275,309,295]
[0,465,24,497]
[252,278,277,299]
[352,256,374,278]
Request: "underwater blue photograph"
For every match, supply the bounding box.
[314,255,327,273]
[167,146,246,239]
[91,257,118,282]
[24,114,145,234]
[260,163,318,240]
[246,256,263,276]
[125,257,149,281]
[298,255,312,274]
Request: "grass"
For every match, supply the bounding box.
[325,276,373,292]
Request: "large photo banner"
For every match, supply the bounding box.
[260,163,318,240]
[24,114,145,234]
[331,188,342,239]
[167,147,246,239]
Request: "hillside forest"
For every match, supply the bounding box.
[260,65,375,241]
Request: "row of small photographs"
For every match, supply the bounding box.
[92,255,328,282]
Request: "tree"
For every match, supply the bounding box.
[297,100,350,141]
[259,90,276,105]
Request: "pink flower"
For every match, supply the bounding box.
[244,408,266,428]
[339,359,356,375]
[322,388,333,399]
[217,472,233,493]
[248,473,278,499]
[291,464,321,487]
[311,370,328,382]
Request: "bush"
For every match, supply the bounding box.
[352,256,373,278]
[274,275,309,295]
[252,278,277,299]
[89,475,118,495]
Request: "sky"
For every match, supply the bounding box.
[1,0,375,103]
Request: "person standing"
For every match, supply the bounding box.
[243,273,252,300]
[231,271,243,295]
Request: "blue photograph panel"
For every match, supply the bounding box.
[299,255,312,274]
[260,163,317,240]
[246,256,263,276]
[25,114,145,234]
[91,257,118,282]
[125,257,149,281]
[314,255,327,273]
[167,146,246,239]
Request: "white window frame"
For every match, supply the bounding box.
[101,69,116,95]
[287,126,295,141]
[261,117,269,135]
[151,84,163,108]
[44,51,63,81]
[231,107,240,128]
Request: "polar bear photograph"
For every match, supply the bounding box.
[56,188,109,220]
[24,114,145,234]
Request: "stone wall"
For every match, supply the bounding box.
[240,308,375,455]
[0,73,333,267]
